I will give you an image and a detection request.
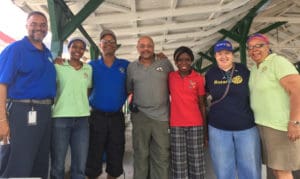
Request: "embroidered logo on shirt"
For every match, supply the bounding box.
[232,75,243,84]
[83,72,88,79]
[189,80,196,89]
[261,66,267,72]
[48,57,53,63]
[119,67,125,73]
[156,67,164,72]
[214,80,227,84]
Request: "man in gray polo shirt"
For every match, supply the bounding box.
[127,36,174,179]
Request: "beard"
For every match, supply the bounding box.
[29,30,47,42]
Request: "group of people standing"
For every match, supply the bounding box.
[0,10,300,179]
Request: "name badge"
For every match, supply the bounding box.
[28,111,37,125]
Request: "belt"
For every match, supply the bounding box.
[8,99,53,105]
[92,109,122,116]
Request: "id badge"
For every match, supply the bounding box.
[28,111,37,125]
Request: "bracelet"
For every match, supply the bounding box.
[289,120,300,126]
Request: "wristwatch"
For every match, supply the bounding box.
[289,120,300,126]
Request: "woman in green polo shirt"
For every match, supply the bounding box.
[51,37,92,179]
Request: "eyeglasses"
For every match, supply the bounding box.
[138,45,154,49]
[100,39,116,45]
[29,22,47,28]
[246,43,266,50]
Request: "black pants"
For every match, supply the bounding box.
[0,102,52,179]
[85,110,125,178]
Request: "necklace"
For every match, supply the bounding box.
[219,64,235,83]
[68,61,83,70]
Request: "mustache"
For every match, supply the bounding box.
[141,51,153,54]
[33,30,47,34]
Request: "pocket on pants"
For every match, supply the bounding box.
[0,143,10,174]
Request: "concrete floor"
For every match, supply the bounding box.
[96,122,261,179]
[65,121,300,179]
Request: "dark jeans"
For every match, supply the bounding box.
[0,102,52,179]
[50,117,89,179]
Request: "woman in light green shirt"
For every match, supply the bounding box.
[50,37,92,179]
[248,33,300,179]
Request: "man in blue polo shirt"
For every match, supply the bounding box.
[85,29,129,179]
[0,11,56,178]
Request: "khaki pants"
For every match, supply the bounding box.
[131,111,170,179]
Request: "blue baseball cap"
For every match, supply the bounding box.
[214,40,233,53]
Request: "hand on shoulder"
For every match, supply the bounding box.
[156,52,168,60]
[54,57,65,65]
